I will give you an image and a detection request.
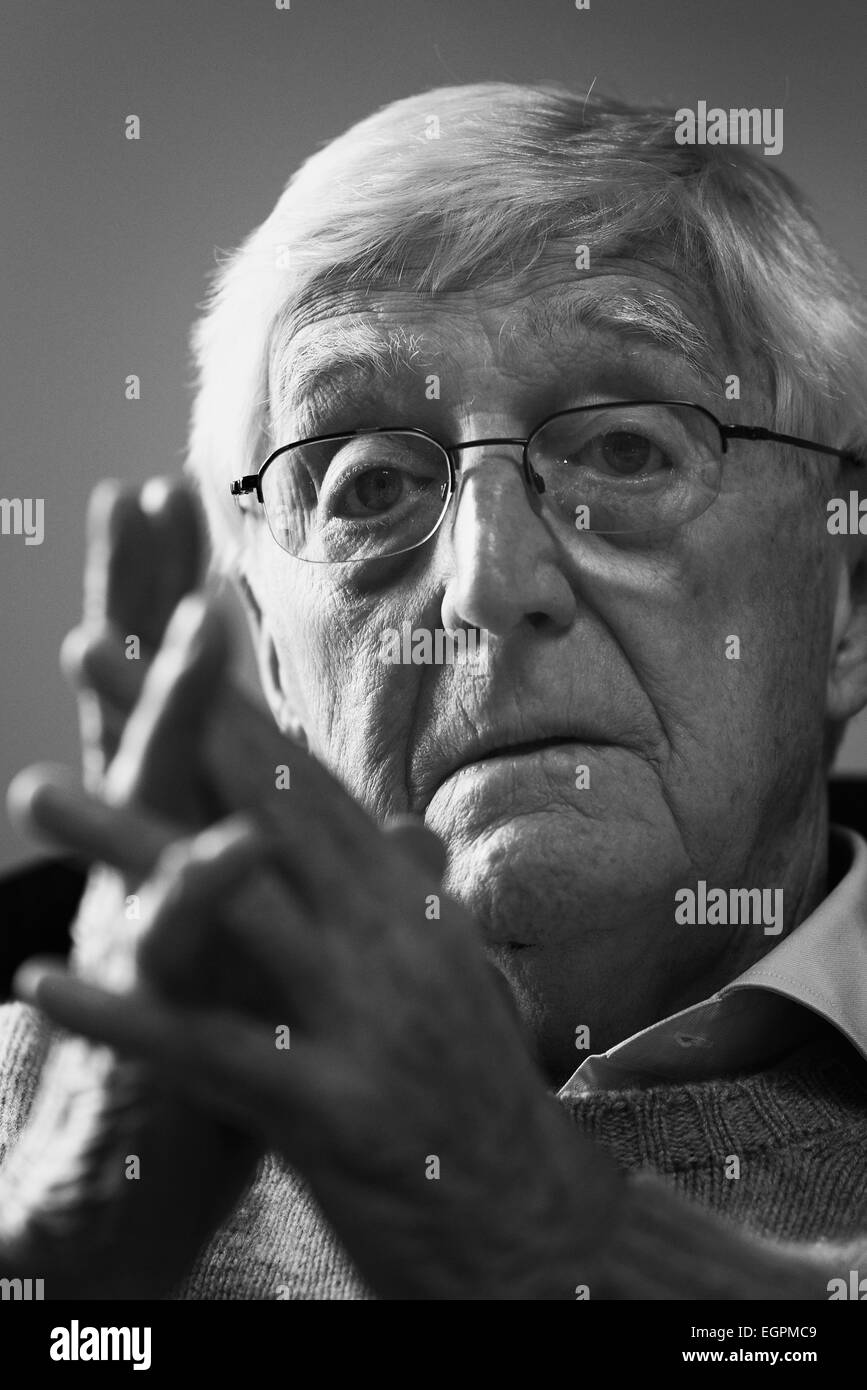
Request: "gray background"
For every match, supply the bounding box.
[2,0,866,871]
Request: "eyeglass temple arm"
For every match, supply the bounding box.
[722,425,862,466]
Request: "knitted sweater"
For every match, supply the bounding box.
[2,999,865,1299]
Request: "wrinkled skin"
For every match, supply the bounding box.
[245,263,867,1074]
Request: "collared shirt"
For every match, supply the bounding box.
[558,824,867,1099]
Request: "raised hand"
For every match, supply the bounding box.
[1,592,260,1299]
[62,478,203,791]
[15,602,626,1301]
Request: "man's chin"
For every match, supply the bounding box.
[433,805,658,950]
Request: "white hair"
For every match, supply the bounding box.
[186,81,867,572]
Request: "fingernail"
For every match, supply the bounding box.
[60,626,114,684]
[140,477,175,516]
[6,765,74,831]
[13,958,61,1006]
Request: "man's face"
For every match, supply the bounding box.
[244,258,839,1066]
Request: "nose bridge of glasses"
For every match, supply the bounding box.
[448,436,527,457]
[447,436,544,511]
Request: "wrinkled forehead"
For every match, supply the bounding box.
[267,248,749,437]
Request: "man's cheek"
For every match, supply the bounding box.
[321,665,422,818]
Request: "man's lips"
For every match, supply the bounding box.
[463,734,584,764]
[420,733,611,805]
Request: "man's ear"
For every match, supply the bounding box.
[235,569,309,748]
[826,532,867,725]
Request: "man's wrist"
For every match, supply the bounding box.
[443,1092,627,1301]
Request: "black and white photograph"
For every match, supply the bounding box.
[1,0,866,1354]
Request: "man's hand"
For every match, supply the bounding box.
[2,584,262,1299]
[15,596,626,1301]
[62,477,203,791]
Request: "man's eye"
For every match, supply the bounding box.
[575,430,673,478]
[341,467,404,516]
[317,440,444,522]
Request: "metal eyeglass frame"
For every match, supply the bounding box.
[230,399,862,557]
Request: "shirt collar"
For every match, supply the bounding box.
[558,824,867,1098]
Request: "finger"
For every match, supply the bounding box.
[140,812,329,1014]
[61,624,145,716]
[74,481,202,786]
[7,765,177,876]
[83,482,148,632]
[14,773,326,1012]
[73,689,115,792]
[77,485,150,784]
[8,771,316,1015]
[205,684,381,902]
[105,594,231,812]
[13,962,318,1147]
[137,816,267,991]
[382,816,448,881]
[138,478,204,641]
[84,480,201,653]
[12,960,186,1058]
[212,869,330,1013]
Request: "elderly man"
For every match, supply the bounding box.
[1,81,866,1301]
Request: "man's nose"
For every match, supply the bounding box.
[439,450,577,637]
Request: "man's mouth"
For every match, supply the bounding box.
[466,734,583,764]
[424,733,609,805]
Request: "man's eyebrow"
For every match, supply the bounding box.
[269,321,419,439]
[269,288,721,438]
[503,289,719,383]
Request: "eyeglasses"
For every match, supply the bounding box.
[230,400,860,565]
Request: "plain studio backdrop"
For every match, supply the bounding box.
[1,0,865,873]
